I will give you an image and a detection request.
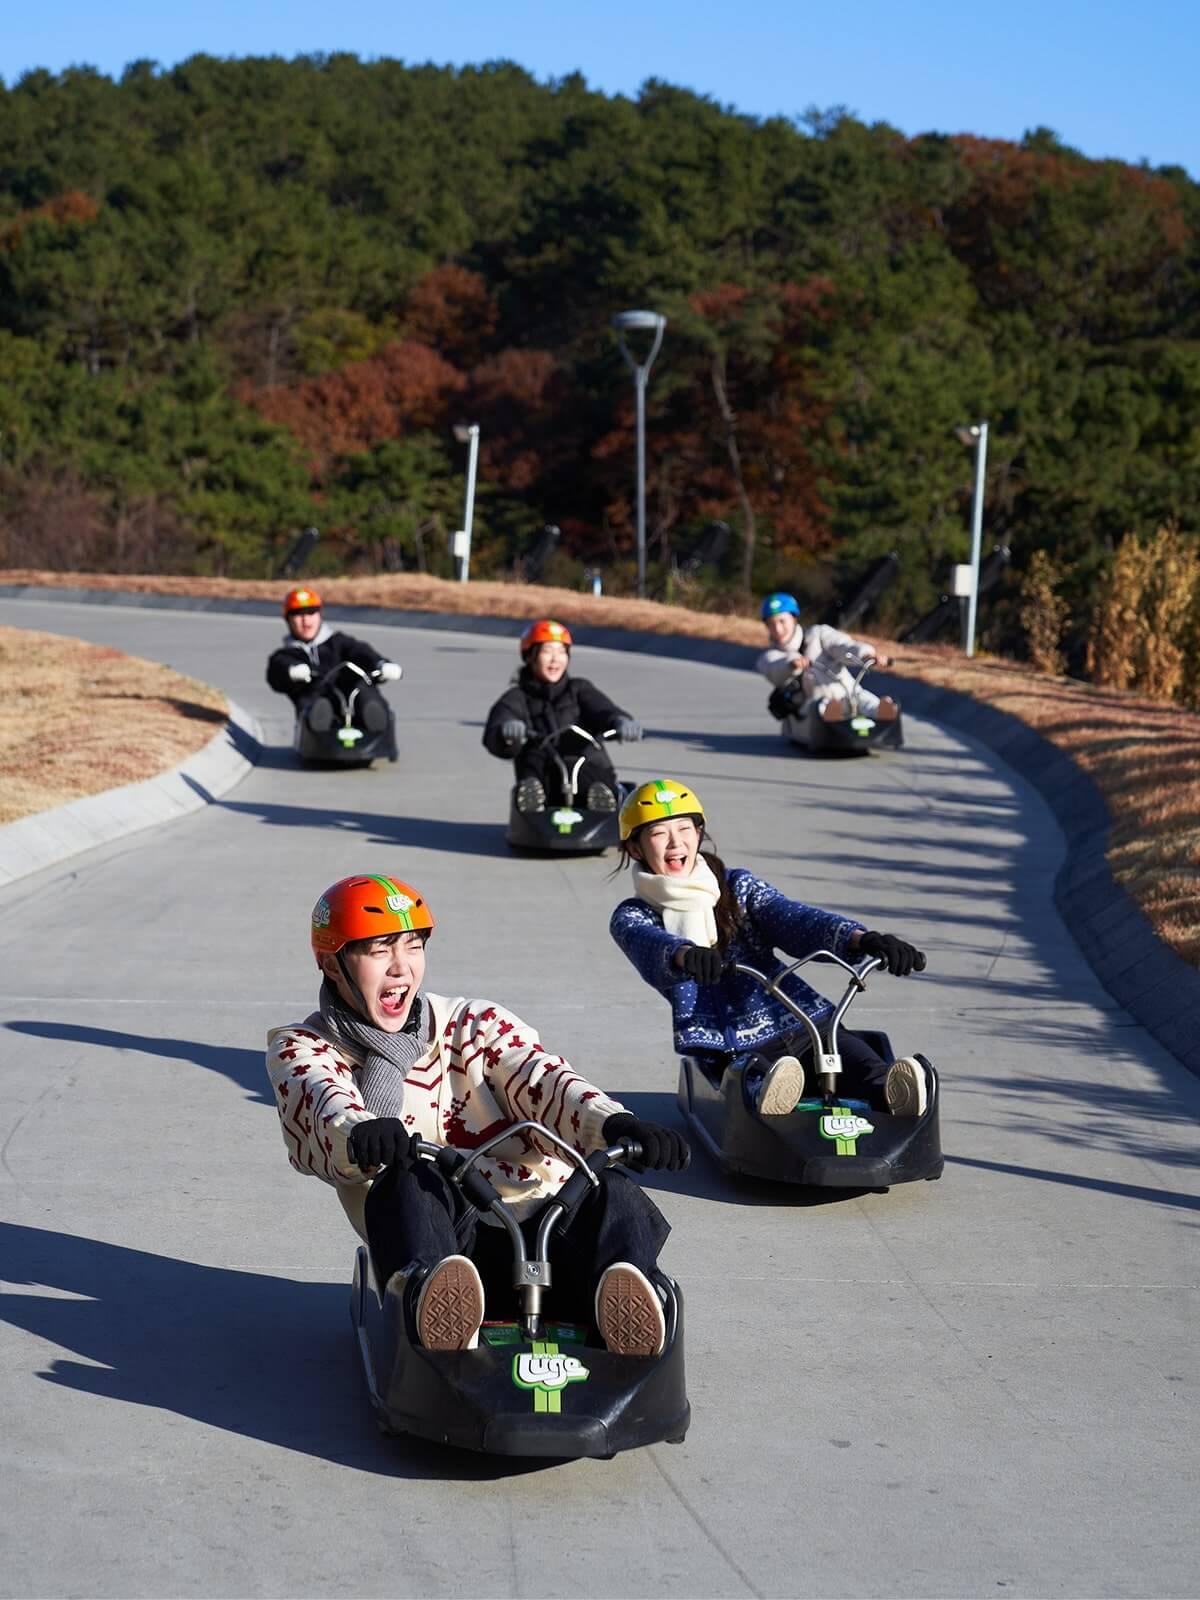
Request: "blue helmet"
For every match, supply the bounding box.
[761,591,800,621]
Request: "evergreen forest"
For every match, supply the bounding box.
[1,53,1198,655]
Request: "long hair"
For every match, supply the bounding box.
[614,822,744,955]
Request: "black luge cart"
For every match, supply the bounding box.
[350,1122,690,1458]
[677,952,943,1189]
[294,660,398,766]
[505,725,625,853]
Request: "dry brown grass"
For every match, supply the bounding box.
[3,568,1197,965]
[0,623,227,825]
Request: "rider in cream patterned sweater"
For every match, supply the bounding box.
[264,873,689,1356]
[266,989,625,1240]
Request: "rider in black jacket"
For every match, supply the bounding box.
[483,619,642,811]
[266,586,401,733]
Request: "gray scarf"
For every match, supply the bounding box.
[306,979,428,1119]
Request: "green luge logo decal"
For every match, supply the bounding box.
[818,1108,875,1155]
[512,1341,590,1413]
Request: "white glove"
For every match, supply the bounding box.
[288,662,312,684]
[377,661,402,682]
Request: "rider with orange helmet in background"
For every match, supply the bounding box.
[482,619,642,813]
[266,586,402,735]
[265,873,687,1356]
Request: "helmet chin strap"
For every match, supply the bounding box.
[335,951,372,1021]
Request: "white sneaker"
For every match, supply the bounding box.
[415,1255,485,1350]
[756,1054,805,1116]
[595,1262,666,1357]
[885,1056,928,1118]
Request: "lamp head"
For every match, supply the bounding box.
[612,309,666,334]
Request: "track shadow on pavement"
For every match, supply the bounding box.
[0,1222,555,1481]
[648,726,792,760]
[5,1021,273,1105]
[218,798,510,858]
[946,1155,1200,1217]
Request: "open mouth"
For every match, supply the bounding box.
[663,851,690,875]
[377,983,411,1019]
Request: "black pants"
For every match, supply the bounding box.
[363,1159,669,1324]
[731,1028,891,1109]
[515,744,616,804]
[299,684,388,734]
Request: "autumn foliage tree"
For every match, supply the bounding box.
[0,57,1196,632]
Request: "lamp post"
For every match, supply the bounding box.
[954,421,989,658]
[611,309,666,600]
[451,422,480,583]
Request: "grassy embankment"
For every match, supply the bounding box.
[2,568,1196,966]
[0,623,226,825]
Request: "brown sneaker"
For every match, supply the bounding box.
[756,1054,805,1116]
[415,1255,485,1350]
[884,1056,928,1118]
[595,1262,666,1357]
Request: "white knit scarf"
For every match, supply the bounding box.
[633,855,721,948]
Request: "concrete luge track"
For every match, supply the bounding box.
[0,597,1197,1600]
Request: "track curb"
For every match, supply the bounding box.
[0,582,1196,1075]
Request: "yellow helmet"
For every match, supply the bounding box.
[619,779,705,842]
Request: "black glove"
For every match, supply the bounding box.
[602,1113,690,1172]
[499,718,527,749]
[767,682,803,721]
[346,1118,420,1172]
[615,717,642,742]
[856,931,927,977]
[677,944,725,984]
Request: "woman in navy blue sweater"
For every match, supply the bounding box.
[609,779,929,1117]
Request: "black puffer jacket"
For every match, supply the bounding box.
[266,630,386,705]
[483,669,630,759]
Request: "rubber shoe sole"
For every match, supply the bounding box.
[595,1262,666,1357]
[586,782,618,812]
[756,1054,805,1117]
[361,699,388,733]
[415,1255,485,1350]
[515,779,546,815]
[885,1056,928,1118]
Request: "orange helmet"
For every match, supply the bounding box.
[283,586,322,615]
[311,874,435,959]
[520,618,572,657]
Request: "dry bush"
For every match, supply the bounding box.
[1086,532,1153,690]
[1086,525,1200,701]
[1137,525,1200,701]
[1018,549,1069,675]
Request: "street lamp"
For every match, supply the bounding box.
[954,421,989,658]
[611,309,666,600]
[451,422,480,583]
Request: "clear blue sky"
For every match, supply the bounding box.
[3,0,1197,176]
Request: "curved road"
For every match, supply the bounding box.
[0,598,1197,1600]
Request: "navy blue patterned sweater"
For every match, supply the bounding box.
[610,867,864,1055]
